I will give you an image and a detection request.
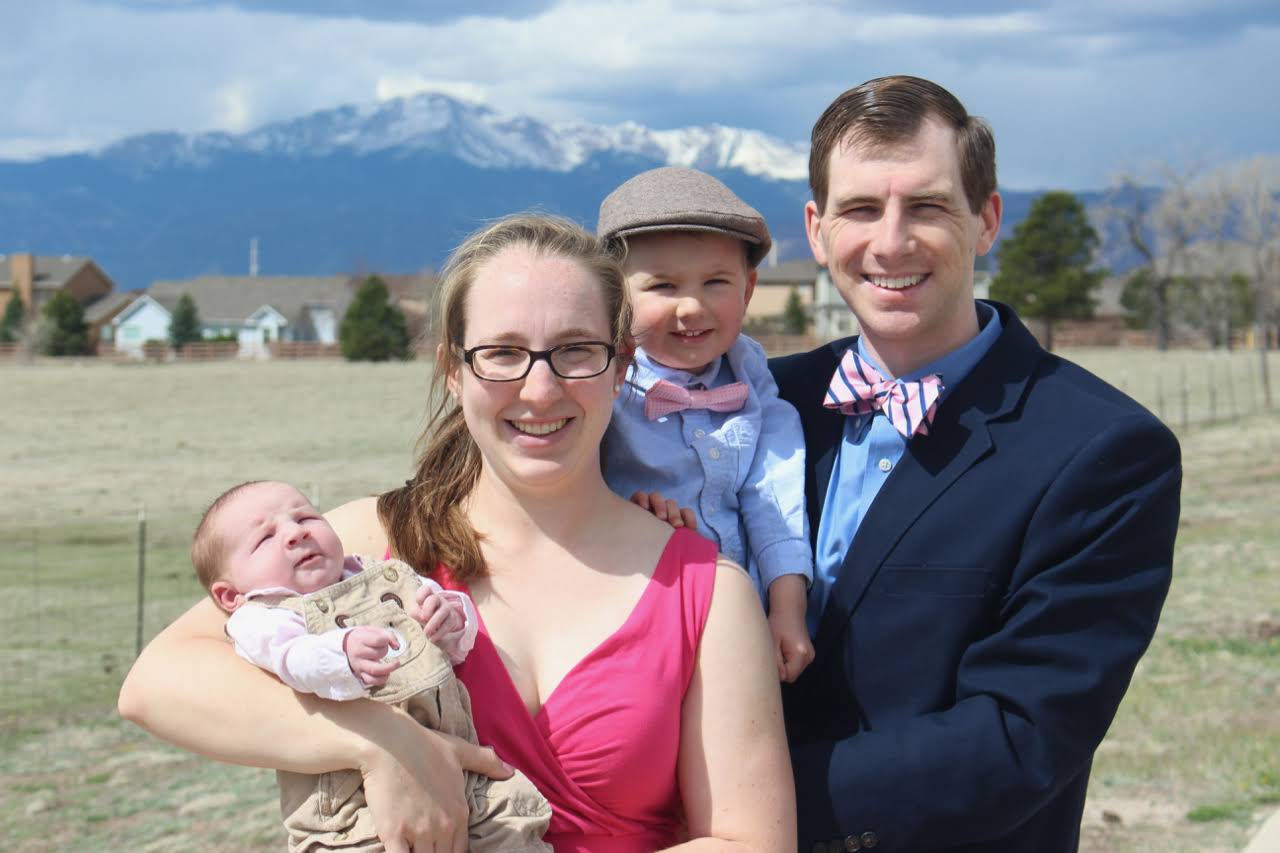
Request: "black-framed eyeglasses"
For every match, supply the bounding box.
[459,341,617,382]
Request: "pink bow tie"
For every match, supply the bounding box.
[824,350,943,439]
[644,378,750,420]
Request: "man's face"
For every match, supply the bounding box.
[805,116,1001,374]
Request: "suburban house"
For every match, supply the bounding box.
[750,258,820,329]
[111,275,353,357]
[0,252,115,317]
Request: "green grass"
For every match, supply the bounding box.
[1,354,1278,851]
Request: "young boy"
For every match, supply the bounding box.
[598,166,815,682]
[192,479,551,853]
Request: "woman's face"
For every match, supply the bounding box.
[447,245,621,496]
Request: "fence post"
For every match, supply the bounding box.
[1180,363,1190,431]
[1206,359,1217,424]
[1225,353,1239,421]
[135,503,147,658]
[1156,374,1166,421]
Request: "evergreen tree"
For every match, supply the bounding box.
[340,275,410,362]
[990,190,1104,350]
[169,293,203,350]
[0,294,25,343]
[781,286,808,335]
[41,291,91,356]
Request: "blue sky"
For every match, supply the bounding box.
[3,0,1277,189]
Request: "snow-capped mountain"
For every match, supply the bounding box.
[98,92,810,181]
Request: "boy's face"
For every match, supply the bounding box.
[623,231,757,374]
[208,481,346,612]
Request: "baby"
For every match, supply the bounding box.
[192,479,551,853]
[598,166,816,682]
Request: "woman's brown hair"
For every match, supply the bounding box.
[377,213,632,582]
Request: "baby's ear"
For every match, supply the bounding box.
[210,580,246,613]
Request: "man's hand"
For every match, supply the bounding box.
[630,490,698,530]
[767,574,815,682]
[344,626,400,687]
[414,589,466,643]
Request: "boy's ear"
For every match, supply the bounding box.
[742,267,758,311]
[210,580,246,614]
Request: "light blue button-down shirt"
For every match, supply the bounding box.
[603,335,813,601]
[808,301,1004,635]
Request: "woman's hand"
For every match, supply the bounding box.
[359,721,516,853]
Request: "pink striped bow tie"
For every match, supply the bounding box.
[645,378,750,420]
[824,350,943,439]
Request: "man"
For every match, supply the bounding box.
[771,75,1181,852]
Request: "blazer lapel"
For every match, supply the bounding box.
[813,305,1044,652]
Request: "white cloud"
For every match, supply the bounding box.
[1,0,1277,187]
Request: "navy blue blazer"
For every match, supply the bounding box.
[771,302,1181,853]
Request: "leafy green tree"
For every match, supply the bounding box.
[781,286,808,335]
[340,275,410,362]
[991,190,1105,350]
[0,294,25,343]
[40,291,91,356]
[169,293,203,351]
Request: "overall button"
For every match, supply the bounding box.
[383,566,398,581]
[316,600,330,613]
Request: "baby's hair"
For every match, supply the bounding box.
[191,480,266,595]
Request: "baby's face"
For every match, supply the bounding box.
[211,482,346,610]
[623,231,756,374]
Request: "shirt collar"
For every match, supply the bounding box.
[630,347,725,390]
[854,300,1002,400]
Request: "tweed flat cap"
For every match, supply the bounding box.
[597,166,773,267]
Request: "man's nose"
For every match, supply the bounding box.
[869,207,912,258]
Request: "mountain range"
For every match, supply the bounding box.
[0,92,1088,291]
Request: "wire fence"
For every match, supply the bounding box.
[1,349,1277,734]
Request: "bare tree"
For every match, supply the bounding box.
[1222,155,1280,408]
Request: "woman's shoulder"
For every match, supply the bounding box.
[324,496,389,557]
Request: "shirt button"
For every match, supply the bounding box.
[877,458,893,473]
[708,447,721,460]
[694,428,706,438]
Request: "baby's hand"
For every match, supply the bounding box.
[414,588,466,645]
[767,575,815,683]
[630,490,698,531]
[343,626,400,688]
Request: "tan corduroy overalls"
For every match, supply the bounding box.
[269,558,552,852]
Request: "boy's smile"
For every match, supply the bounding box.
[623,231,756,375]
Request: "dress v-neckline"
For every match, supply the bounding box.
[468,529,680,722]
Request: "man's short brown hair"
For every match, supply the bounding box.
[191,480,264,595]
[808,75,997,215]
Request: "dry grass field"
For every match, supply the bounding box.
[1,352,1278,852]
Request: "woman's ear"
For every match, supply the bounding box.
[440,344,461,398]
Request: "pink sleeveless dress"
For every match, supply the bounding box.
[438,527,717,853]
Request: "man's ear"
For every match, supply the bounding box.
[210,580,245,614]
[975,191,1003,256]
[804,200,829,266]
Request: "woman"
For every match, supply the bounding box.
[119,214,794,851]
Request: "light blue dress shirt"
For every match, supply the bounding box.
[808,301,1004,635]
[603,335,813,603]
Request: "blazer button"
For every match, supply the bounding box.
[842,836,861,851]
[861,831,879,848]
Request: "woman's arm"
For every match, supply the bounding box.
[117,496,507,853]
[668,558,797,851]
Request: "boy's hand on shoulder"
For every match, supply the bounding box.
[767,574,815,683]
[414,589,466,643]
[630,490,698,531]
[343,626,401,688]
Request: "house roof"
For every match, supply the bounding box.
[757,258,823,285]
[147,275,354,326]
[84,290,141,324]
[0,254,98,290]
